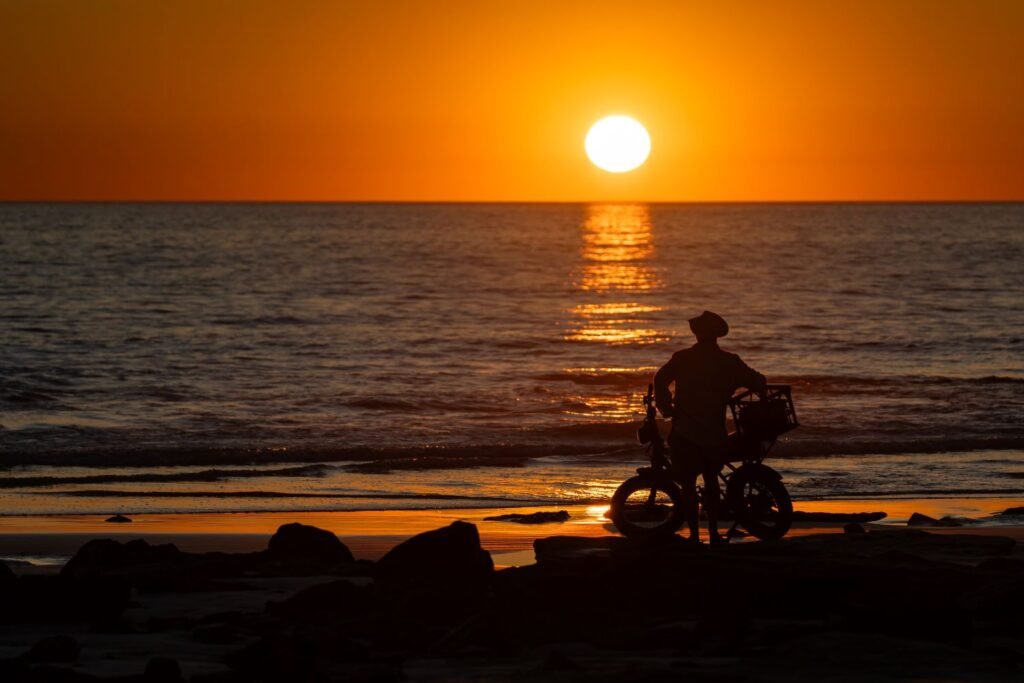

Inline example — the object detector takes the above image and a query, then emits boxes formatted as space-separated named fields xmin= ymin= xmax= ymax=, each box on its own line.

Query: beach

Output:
xmin=1 ymin=495 xmax=1022 ymax=567
xmin=2 ymin=499 xmax=1023 ymax=681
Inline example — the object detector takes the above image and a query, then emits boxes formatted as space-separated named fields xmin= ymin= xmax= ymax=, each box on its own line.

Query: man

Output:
xmin=654 ymin=311 xmax=766 ymax=544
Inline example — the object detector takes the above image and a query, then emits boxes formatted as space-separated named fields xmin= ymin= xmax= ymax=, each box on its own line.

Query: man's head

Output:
xmin=689 ymin=310 xmax=729 ymax=341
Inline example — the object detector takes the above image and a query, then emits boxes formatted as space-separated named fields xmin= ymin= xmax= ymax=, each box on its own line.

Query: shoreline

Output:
xmin=1 ymin=495 xmax=1021 ymax=567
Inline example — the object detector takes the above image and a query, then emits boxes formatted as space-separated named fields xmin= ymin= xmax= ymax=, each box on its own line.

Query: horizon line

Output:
xmin=3 ymin=199 xmax=1024 ymax=205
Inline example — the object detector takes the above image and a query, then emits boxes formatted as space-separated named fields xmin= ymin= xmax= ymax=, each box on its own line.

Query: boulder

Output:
xmin=376 ymin=524 xmax=495 ymax=598
xmin=144 ymin=656 xmax=184 ymax=683
xmin=60 ymin=538 xmax=183 ymax=577
xmin=907 ymin=512 xmax=939 ymax=526
xmin=1 ymin=575 xmax=131 ymax=623
xmin=977 ymin=557 xmax=1024 ymax=573
xmin=906 ymin=513 xmax=974 ymax=527
xmin=792 ymin=511 xmax=887 ymax=523
xmin=26 ymin=634 xmax=80 ymax=663
xmin=105 ymin=514 xmax=132 ymax=523
xmin=225 ymin=635 xmax=318 ymax=681
xmin=266 ymin=579 xmax=373 ymax=625
xmin=0 ymin=560 xmax=14 ymax=581
xmin=1000 ymin=506 xmax=1024 ymax=517
xmin=484 ymin=510 xmax=571 ymax=524
xmin=266 ymin=523 xmax=354 ymax=565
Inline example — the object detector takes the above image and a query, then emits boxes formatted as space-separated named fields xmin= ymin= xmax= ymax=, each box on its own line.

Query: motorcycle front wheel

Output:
xmin=609 ymin=475 xmax=685 ymax=542
xmin=726 ymin=466 xmax=793 ymax=540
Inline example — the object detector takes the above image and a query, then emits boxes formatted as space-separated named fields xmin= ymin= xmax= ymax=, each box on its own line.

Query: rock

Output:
xmin=375 ymin=521 xmax=493 ymax=616
xmin=0 ymin=560 xmax=14 ymax=581
xmin=144 ymin=656 xmax=184 ymax=683
xmin=266 ymin=523 xmax=354 ymax=565
xmin=60 ymin=538 xmax=183 ymax=577
xmin=377 ymin=521 xmax=493 ymax=589
xmin=105 ymin=514 xmax=132 ymax=523
xmin=484 ymin=510 xmax=571 ymax=524
xmin=843 ymin=522 xmax=867 ymax=534
xmin=793 ymin=511 xmax=887 ymax=523
xmin=538 ymin=650 xmax=581 ymax=671
xmin=6 ymin=664 xmax=100 ymax=681
xmin=266 ymin=579 xmax=373 ymax=625
xmin=225 ymin=635 xmax=318 ymax=681
xmin=1 ymin=575 xmax=131 ymax=623
xmin=1000 ymin=506 xmax=1024 ymax=516
xmin=977 ymin=557 xmax=1024 ymax=572
xmin=907 ymin=512 xmax=938 ymax=526
xmin=907 ymin=513 xmax=972 ymax=527
xmin=191 ymin=623 xmax=236 ymax=645
xmin=938 ymin=516 xmax=983 ymax=527
xmin=26 ymin=634 xmax=80 ymax=663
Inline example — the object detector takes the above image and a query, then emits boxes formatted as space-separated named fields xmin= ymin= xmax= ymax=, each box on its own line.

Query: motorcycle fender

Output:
xmin=732 ymin=463 xmax=783 ymax=482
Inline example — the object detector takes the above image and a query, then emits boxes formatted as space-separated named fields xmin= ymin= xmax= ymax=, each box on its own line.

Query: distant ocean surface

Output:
xmin=2 ymin=203 xmax=1022 ymax=515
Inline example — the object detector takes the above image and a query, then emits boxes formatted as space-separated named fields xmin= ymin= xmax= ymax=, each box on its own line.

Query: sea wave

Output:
xmin=0 ymin=464 xmax=335 ymax=489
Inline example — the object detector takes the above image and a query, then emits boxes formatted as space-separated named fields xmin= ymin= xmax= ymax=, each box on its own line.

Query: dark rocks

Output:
xmin=60 ymin=538 xmax=183 ymax=578
xmin=0 ymin=575 xmax=131 ymax=623
xmin=843 ymin=522 xmax=867 ymax=534
xmin=977 ymin=557 xmax=1024 ymax=573
xmin=538 ymin=650 xmax=581 ymax=671
xmin=0 ymin=560 xmax=14 ymax=581
xmin=376 ymin=521 xmax=493 ymax=593
xmin=266 ymin=579 xmax=373 ymax=625
xmin=484 ymin=510 xmax=571 ymax=524
xmin=225 ymin=635 xmax=318 ymax=682
xmin=376 ymin=521 xmax=493 ymax=625
xmin=999 ymin=506 xmax=1024 ymax=516
xmin=793 ymin=511 xmax=887 ymax=523
xmin=908 ymin=513 xmax=984 ymax=527
xmin=144 ymin=656 xmax=184 ymax=683
xmin=26 ymin=635 xmax=80 ymax=663
xmin=266 ymin=522 xmax=354 ymax=565
xmin=908 ymin=512 xmax=940 ymax=526
xmin=56 ymin=526 xmax=360 ymax=590
xmin=105 ymin=514 xmax=132 ymax=523
xmin=533 ymin=535 xmax=628 ymax=571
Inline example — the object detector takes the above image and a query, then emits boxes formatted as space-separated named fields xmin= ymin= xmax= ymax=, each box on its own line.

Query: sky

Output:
xmin=1 ymin=0 xmax=1022 ymax=202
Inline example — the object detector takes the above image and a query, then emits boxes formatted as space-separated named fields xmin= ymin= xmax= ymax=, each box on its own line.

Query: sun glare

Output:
xmin=585 ymin=116 xmax=651 ymax=173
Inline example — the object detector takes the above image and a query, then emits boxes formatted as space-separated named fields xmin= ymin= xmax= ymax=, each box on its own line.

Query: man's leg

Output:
xmin=670 ymin=433 xmax=701 ymax=541
xmin=681 ymin=471 xmax=700 ymax=540
xmin=703 ymin=463 xmax=723 ymax=542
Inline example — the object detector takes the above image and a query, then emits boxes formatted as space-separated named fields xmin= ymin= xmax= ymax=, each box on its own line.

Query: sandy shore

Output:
xmin=1 ymin=496 xmax=1023 ymax=682
xmin=1 ymin=496 xmax=1021 ymax=569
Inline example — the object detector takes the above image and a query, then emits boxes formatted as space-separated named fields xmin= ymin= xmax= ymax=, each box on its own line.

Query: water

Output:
xmin=2 ymin=202 xmax=1022 ymax=514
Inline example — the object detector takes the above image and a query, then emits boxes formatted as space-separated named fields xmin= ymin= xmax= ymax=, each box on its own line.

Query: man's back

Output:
xmin=655 ymin=341 xmax=765 ymax=421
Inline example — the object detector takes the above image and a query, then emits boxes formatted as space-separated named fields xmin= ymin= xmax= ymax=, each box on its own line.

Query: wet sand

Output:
xmin=1 ymin=496 xmax=1021 ymax=568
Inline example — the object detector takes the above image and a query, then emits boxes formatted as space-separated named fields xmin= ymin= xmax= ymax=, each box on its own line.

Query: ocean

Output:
xmin=2 ymin=202 xmax=1022 ymax=515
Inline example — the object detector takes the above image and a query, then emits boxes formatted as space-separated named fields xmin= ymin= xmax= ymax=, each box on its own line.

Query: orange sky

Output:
xmin=2 ymin=1 xmax=1022 ymax=201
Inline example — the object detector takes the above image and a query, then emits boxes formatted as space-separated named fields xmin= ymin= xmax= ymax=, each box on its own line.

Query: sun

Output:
xmin=585 ymin=115 xmax=651 ymax=173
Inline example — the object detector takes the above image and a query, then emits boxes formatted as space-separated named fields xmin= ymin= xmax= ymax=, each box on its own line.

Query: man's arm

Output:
xmin=734 ymin=355 xmax=767 ymax=392
xmin=653 ymin=357 xmax=677 ymax=418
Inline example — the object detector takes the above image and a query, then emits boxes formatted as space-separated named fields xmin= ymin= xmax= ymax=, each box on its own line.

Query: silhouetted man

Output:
xmin=654 ymin=311 xmax=766 ymax=544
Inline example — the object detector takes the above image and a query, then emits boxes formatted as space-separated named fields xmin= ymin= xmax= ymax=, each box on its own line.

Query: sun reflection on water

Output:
xmin=567 ymin=204 xmax=667 ymax=345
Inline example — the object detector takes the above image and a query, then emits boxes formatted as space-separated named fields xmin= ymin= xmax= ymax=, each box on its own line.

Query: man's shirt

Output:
xmin=654 ymin=341 xmax=766 ymax=447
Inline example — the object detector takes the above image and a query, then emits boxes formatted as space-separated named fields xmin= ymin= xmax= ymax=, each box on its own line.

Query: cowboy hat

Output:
xmin=689 ymin=310 xmax=729 ymax=339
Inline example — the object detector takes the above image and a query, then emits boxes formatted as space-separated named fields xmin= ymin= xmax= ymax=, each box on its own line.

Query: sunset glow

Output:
xmin=1 ymin=1 xmax=1022 ymax=201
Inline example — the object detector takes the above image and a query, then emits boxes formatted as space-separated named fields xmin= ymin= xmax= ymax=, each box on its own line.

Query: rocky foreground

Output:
xmin=1 ymin=521 xmax=1023 ymax=682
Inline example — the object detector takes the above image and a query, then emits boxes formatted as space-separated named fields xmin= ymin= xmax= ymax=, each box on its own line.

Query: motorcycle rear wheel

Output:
xmin=726 ymin=466 xmax=793 ymax=540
